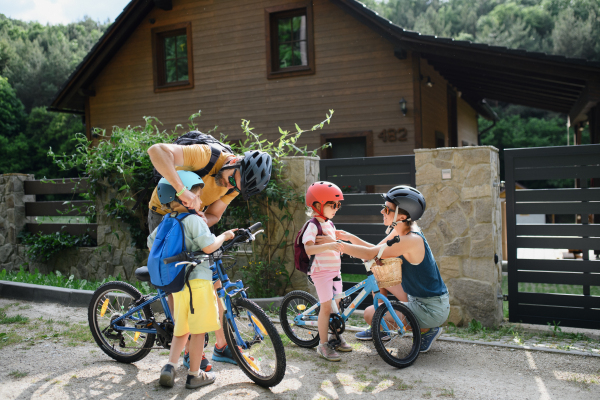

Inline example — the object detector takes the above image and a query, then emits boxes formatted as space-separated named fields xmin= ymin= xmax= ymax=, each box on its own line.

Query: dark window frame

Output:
xmin=264 ymin=2 xmax=315 ymax=79
xmin=152 ymin=22 xmax=194 ymax=93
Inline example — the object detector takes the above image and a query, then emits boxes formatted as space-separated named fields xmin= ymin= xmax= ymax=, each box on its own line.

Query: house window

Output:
xmin=152 ymin=22 xmax=194 ymax=92
xmin=265 ymin=2 xmax=315 ymax=79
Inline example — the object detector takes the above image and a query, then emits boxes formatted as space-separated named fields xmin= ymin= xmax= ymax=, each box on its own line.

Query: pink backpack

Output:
xmin=294 ymin=218 xmax=332 ymax=274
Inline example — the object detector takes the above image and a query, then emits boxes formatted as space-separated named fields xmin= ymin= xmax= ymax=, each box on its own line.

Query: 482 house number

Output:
xmin=378 ymin=128 xmax=408 ymax=142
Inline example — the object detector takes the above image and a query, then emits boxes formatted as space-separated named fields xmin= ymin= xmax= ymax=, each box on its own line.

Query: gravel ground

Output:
xmin=0 ymin=298 xmax=599 ymax=400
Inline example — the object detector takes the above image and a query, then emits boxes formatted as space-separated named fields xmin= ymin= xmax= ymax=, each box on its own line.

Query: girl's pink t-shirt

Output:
xmin=302 ymin=220 xmax=341 ymax=274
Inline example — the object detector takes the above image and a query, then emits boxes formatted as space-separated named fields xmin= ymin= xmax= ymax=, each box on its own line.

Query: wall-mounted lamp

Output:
xmin=426 ymin=76 xmax=434 ymax=88
xmin=399 ymin=98 xmax=407 ymax=116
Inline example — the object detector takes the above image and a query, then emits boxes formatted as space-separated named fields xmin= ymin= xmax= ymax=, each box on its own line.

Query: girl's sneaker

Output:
xmin=212 ymin=344 xmax=237 ymax=365
xmin=317 ymin=343 xmax=341 ymax=362
xmin=186 ymin=371 xmax=216 ymax=389
xmin=329 ymin=335 xmax=352 ymax=352
xmin=420 ymin=327 xmax=443 ymax=353
xmin=159 ymin=364 xmax=176 ymax=388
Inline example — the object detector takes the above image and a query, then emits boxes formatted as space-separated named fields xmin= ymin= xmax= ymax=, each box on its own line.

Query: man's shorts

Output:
xmin=172 ymin=279 xmax=221 ymax=336
xmin=148 ymin=209 xmax=163 ymax=233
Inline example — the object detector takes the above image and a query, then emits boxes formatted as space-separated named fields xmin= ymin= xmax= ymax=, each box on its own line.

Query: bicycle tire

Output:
xmin=88 ymin=281 xmax=155 ymax=363
xmin=371 ymin=302 xmax=421 ymax=369
xmin=223 ymin=298 xmax=286 ymax=387
xmin=279 ymin=290 xmax=320 ymax=348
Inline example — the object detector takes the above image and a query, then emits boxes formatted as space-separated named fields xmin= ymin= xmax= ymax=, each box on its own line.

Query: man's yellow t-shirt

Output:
xmin=148 ymin=144 xmax=239 ymax=215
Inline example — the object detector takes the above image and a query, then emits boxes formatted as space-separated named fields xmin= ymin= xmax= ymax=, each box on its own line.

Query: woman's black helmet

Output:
xmin=384 ymin=185 xmax=426 ymax=221
xmin=240 ymin=150 xmax=272 ymax=200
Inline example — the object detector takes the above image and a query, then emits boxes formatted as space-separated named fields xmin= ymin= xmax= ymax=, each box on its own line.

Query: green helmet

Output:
xmin=157 ymin=170 xmax=204 ymax=204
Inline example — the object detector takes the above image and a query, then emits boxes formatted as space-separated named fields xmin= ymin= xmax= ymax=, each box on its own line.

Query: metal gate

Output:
xmin=505 ymin=144 xmax=600 ymax=329
xmin=319 ymin=155 xmax=415 ymax=308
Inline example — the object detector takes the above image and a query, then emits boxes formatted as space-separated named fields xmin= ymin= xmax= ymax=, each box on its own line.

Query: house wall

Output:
xmin=89 ymin=0 xmax=416 ymax=157
xmin=457 ymin=96 xmax=478 ymax=146
xmin=419 ymin=58 xmax=449 ymax=148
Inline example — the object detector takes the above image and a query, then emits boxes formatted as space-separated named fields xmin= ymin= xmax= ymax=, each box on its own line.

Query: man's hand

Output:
xmin=315 ymin=236 xmax=335 ymax=245
xmin=195 ymin=211 xmax=209 ymax=225
xmin=335 ymin=230 xmax=352 ymax=241
xmin=178 ymin=190 xmax=202 ymax=211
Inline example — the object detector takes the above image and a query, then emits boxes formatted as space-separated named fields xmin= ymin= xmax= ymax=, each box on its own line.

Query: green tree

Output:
xmin=0 ymin=75 xmax=25 ymax=137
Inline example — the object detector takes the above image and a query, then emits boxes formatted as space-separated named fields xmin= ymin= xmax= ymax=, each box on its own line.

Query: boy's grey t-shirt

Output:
xmin=147 ymin=213 xmax=215 ymax=281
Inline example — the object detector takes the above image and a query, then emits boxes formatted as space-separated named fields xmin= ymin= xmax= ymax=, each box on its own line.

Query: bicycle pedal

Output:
xmin=135 ymin=320 xmax=154 ymax=329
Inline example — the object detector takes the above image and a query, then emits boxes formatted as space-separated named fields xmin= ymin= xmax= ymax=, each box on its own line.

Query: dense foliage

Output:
xmin=18 ymin=231 xmax=96 ymax=262
xmin=363 ymin=0 xmax=600 ymax=61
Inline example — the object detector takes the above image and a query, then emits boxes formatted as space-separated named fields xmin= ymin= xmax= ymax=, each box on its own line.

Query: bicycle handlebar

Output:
xmin=163 ymin=252 xmax=190 ymax=264
xmin=386 ymin=235 xmax=400 ymax=247
xmin=248 ymin=222 xmax=262 ymax=234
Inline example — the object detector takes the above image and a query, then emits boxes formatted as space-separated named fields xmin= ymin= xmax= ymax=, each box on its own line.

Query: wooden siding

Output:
xmin=457 ymin=96 xmax=478 ymax=146
xmin=89 ymin=0 xmax=416 ymax=157
xmin=419 ymin=58 xmax=448 ymax=149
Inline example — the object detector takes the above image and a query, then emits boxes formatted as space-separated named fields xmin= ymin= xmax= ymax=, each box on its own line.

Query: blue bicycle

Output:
xmin=279 ymin=237 xmax=421 ymax=368
xmin=88 ymin=222 xmax=286 ymax=387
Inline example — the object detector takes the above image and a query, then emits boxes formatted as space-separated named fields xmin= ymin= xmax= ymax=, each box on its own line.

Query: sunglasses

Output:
xmin=228 ymin=170 xmax=241 ymax=194
xmin=382 ymin=204 xmax=396 ymax=215
xmin=326 ymin=202 xmax=342 ymax=210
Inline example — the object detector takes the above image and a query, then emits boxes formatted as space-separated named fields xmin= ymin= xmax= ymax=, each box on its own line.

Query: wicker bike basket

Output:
xmin=371 ymin=258 xmax=403 ymax=289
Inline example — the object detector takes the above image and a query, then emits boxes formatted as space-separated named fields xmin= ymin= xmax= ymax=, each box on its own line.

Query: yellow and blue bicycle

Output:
xmin=88 ymin=222 xmax=286 ymax=387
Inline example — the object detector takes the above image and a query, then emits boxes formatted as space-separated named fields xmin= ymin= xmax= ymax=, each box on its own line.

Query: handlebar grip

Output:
xmin=248 ymin=222 xmax=262 ymax=233
xmin=386 ymin=236 xmax=400 ymax=247
xmin=163 ymin=252 xmax=189 ymax=264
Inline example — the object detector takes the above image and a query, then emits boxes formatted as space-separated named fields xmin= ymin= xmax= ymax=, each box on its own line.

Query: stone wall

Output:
xmin=0 ymin=173 xmax=148 ymax=281
xmin=415 ymin=146 xmax=503 ymax=327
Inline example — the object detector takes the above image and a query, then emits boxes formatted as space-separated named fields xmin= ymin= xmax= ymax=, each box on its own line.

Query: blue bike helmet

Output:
xmin=157 ymin=170 xmax=204 ymax=204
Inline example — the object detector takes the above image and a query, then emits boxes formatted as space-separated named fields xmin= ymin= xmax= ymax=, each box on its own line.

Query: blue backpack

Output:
xmin=148 ymin=212 xmax=198 ymax=312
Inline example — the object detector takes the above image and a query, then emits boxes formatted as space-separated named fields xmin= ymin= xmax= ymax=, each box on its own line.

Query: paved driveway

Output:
xmin=0 ymin=299 xmax=598 ymax=399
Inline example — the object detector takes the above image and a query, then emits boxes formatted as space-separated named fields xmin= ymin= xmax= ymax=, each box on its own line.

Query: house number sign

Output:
xmin=378 ymin=128 xmax=408 ymax=142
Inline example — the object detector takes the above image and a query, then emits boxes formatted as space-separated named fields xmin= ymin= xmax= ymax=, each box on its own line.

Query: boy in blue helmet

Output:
xmin=148 ymin=170 xmax=238 ymax=389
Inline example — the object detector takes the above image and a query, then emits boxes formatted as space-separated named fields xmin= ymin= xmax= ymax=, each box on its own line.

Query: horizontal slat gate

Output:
xmin=320 ymin=155 xmax=415 ymax=290
xmin=505 ymin=144 xmax=600 ymax=329
xmin=23 ymin=178 xmax=97 ymax=240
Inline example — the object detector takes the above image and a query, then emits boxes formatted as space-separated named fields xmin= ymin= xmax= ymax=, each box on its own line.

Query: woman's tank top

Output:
xmin=399 ymin=231 xmax=448 ymax=298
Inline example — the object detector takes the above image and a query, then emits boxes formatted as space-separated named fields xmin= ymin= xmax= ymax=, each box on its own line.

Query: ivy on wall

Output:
xmin=48 ymin=110 xmax=334 ymax=297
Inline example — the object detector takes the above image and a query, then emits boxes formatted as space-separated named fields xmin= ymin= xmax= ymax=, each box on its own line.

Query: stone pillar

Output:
xmin=272 ymin=156 xmax=319 ymax=295
xmin=415 ymin=147 xmax=503 ymax=327
xmin=0 ymin=174 xmax=34 ymax=270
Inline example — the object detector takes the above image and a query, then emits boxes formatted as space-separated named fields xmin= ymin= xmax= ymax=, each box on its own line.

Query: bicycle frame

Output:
xmin=108 ymin=254 xmax=263 ymax=349
xmin=292 ymin=274 xmax=408 ymax=336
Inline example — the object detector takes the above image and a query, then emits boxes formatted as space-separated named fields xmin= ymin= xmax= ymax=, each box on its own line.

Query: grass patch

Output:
xmin=8 ymin=370 xmax=28 ymax=379
xmin=279 ymin=333 xmax=294 ymax=347
xmin=438 ymin=388 xmax=455 ymax=397
xmin=61 ymin=323 xmax=94 ymax=346
xmin=0 ymin=266 xmax=153 ymax=295
xmin=0 ymin=314 xmax=29 ymax=324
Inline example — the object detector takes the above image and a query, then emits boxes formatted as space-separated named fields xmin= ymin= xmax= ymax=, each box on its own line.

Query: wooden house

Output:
xmin=50 ymin=0 xmax=600 ymax=157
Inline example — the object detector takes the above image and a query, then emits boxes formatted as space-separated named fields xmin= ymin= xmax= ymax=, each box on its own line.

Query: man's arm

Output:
xmin=147 ymin=143 xmax=201 ymax=211
xmin=204 ymin=200 xmax=228 ymax=227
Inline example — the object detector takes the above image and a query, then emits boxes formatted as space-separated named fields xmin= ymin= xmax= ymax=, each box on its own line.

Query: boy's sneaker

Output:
xmin=212 ymin=344 xmax=237 ymax=365
xmin=420 ymin=327 xmax=443 ymax=353
xmin=185 ymin=371 xmax=216 ymax=389
xmin=355 ymin=328 xmax=390 ymax=342
xmin=355 ymin=328 xmax=372 ymax=341
xmin=159 ymin=364 xmax=176 ymax=388
xmin=329 ymin=335 xmax=352 ymax=352
xmin=317 ymin=343 xmax=341 ymax=362
xmin=183 ymin=352 xmax=212 ymax=372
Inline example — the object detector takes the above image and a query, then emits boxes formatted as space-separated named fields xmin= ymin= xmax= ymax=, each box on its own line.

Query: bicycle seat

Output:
xmin=135 ymin=266 xmax=150 ymax=282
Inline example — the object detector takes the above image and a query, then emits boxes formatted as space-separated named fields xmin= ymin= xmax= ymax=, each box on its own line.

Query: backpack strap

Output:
xmin=193 ymin=145 xmax=222 ymax=178
xmin=175 ymin=212 xmax=197 ymax=313
xmin=306 ymin=218 xmax=324 ymax=273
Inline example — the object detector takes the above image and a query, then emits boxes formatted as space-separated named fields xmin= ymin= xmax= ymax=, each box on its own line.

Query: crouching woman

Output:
xmin=321 ymin=186 xmax=450 ymax=353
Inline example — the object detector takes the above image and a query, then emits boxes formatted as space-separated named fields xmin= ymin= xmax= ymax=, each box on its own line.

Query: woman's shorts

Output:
xmin=404 ymin=292 xmax=450 ymax=329
xmin=309 ymin=269 xmax=343 ymax=303
xmin=172 ymin=279 xmax=221 ymax=336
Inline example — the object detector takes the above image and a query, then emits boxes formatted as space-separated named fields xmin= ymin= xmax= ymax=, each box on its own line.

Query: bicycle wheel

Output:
xmin=88 ymin=281 xmax=155 ymax=363
xmin=279 ymin=290 xmax=320 ymax=348
xmin=223 ymin=298 xmax=286 ymax=387
xmin=371 ymin=302 xmax=421 ymax=369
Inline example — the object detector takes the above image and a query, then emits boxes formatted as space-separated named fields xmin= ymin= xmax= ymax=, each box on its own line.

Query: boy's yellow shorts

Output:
xmin=172 ymin=279 xmax=221 ymax=336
